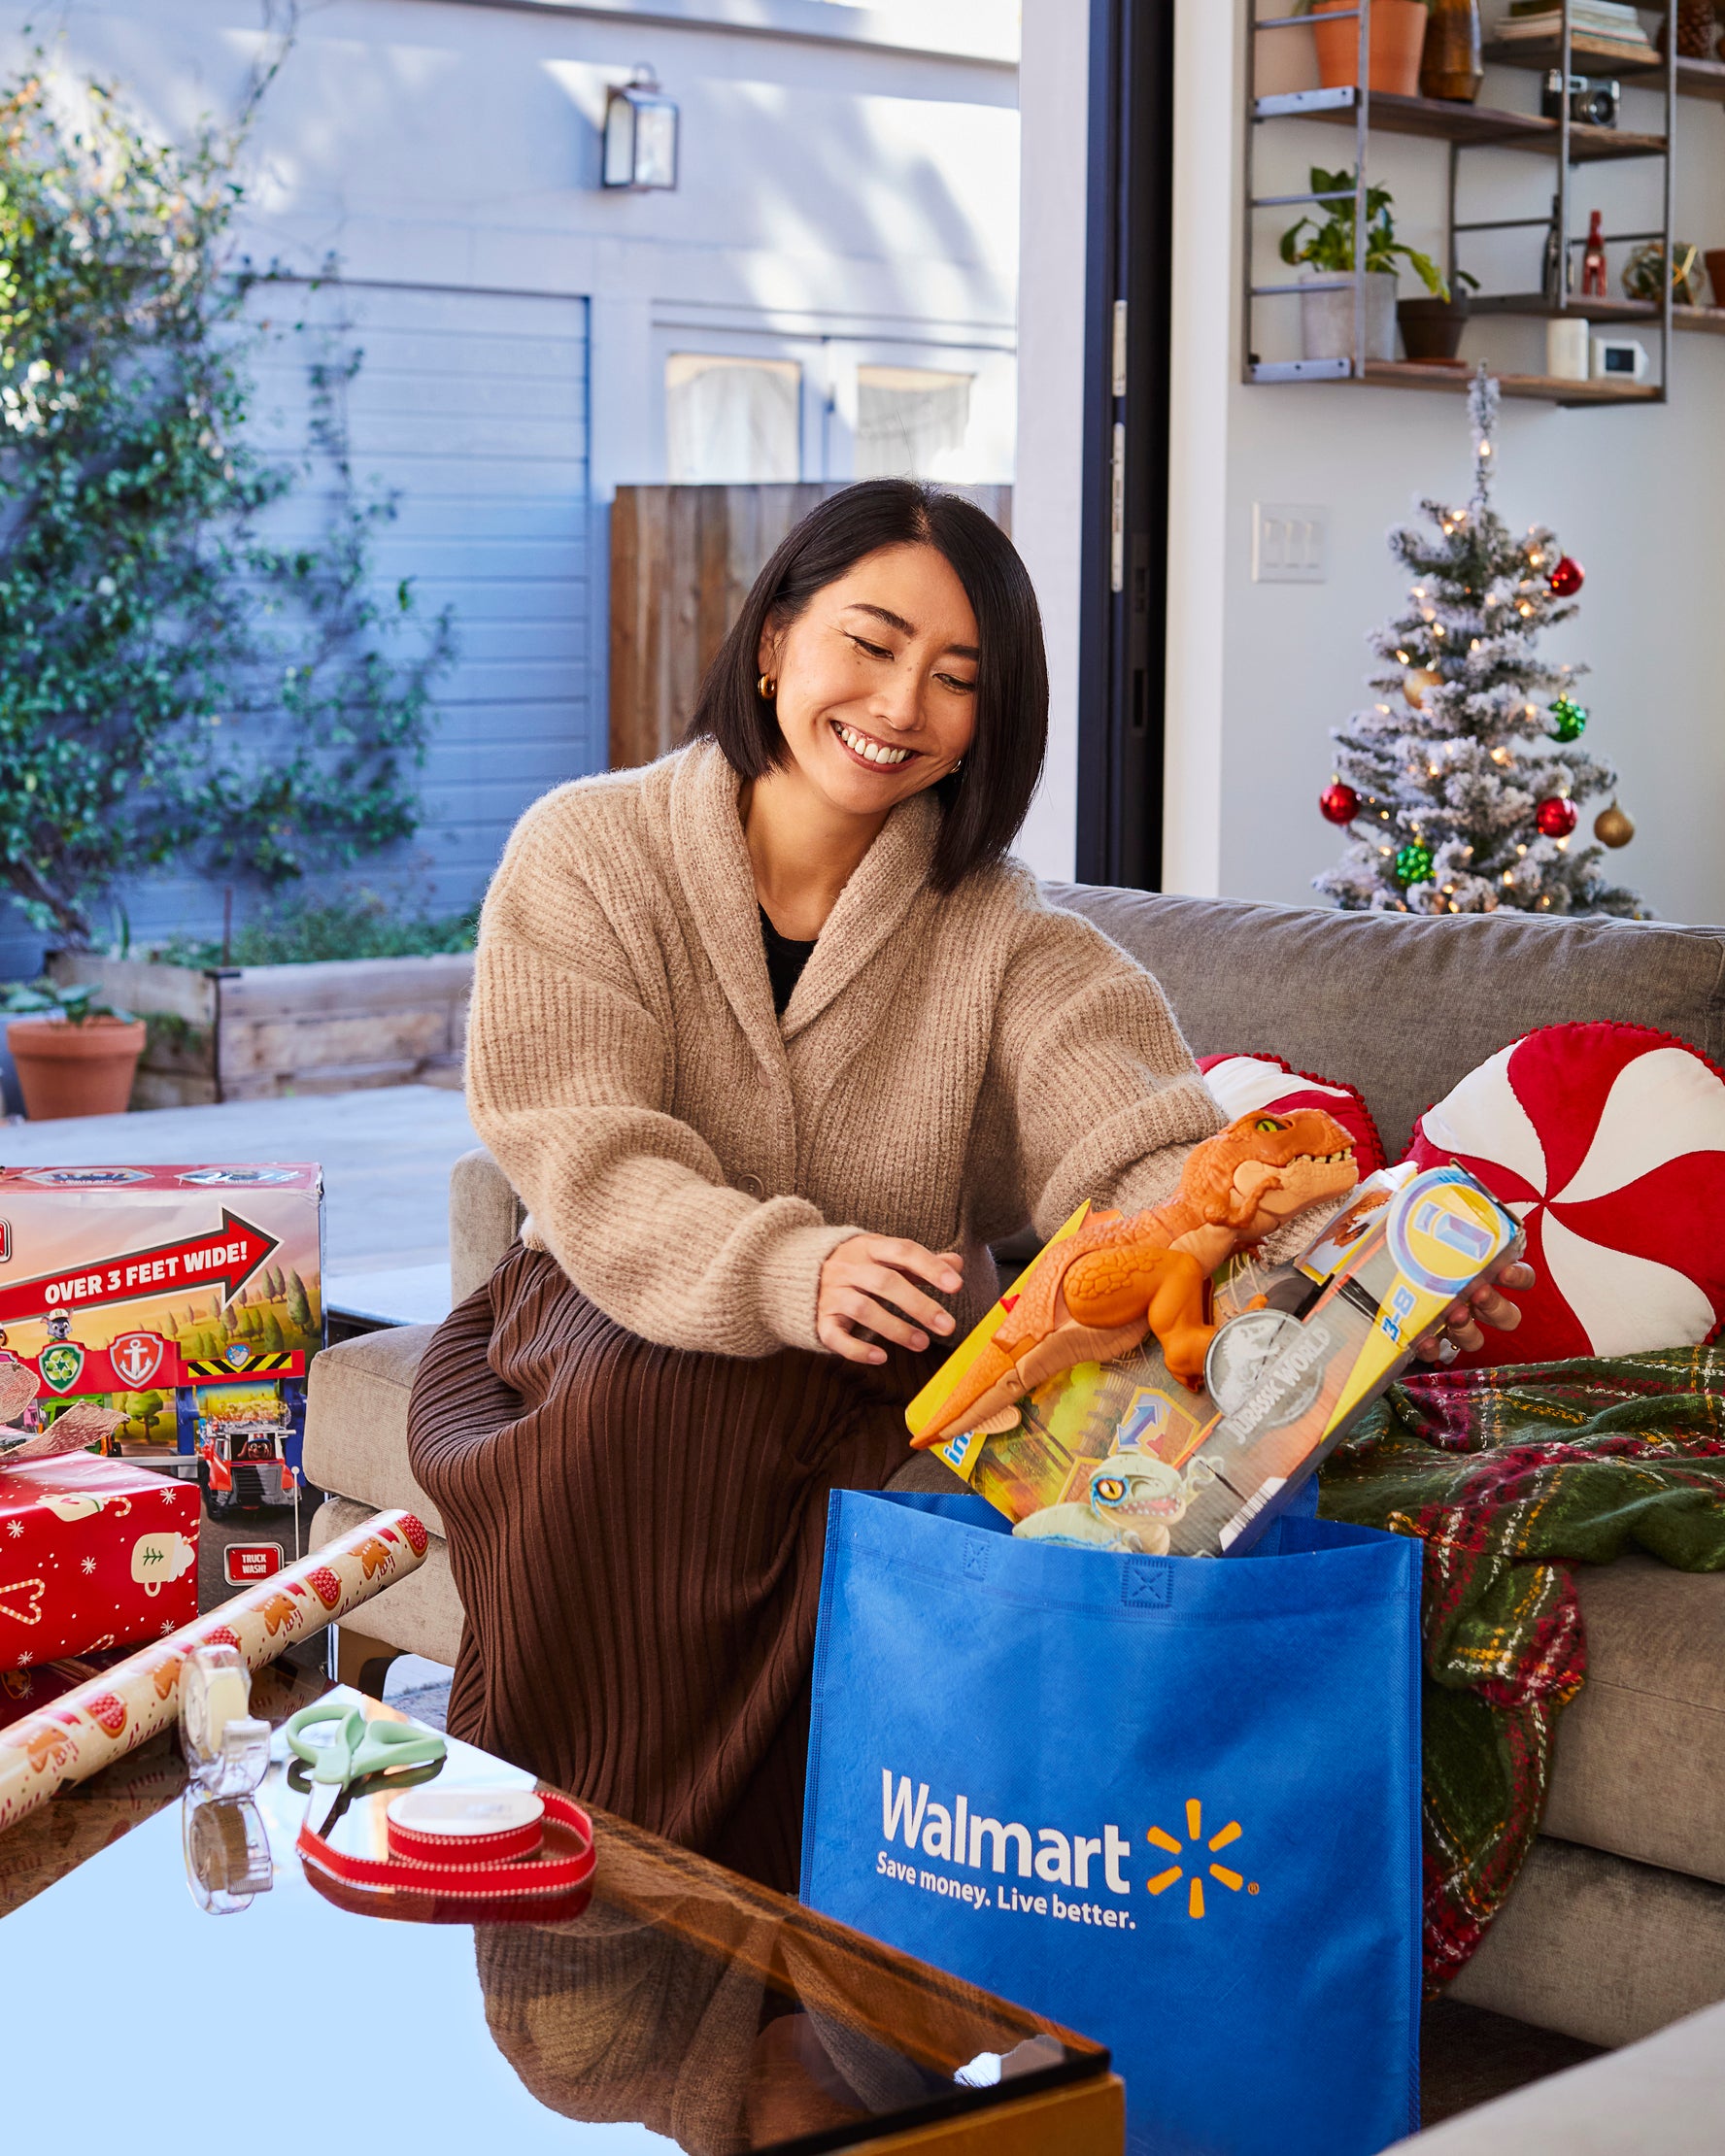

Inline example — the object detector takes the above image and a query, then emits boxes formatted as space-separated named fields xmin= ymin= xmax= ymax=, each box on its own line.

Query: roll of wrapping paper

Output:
xmin=0 ymin=1508 xmax=430 ymax=1833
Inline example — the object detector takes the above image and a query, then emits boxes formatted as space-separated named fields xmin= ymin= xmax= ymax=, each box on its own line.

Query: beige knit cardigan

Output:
xmin=466 ymin=740 xmax=1230 ymax=1358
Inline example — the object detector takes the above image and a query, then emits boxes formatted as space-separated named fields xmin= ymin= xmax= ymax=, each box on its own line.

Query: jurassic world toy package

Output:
xmin=0 ymin=1164 xmax=323 ymax=1519
xmin=906 ymin=1134 xmax=1523 ymax=1560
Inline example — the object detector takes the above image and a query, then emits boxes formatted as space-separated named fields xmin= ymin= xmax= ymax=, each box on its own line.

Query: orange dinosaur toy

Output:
xmin=908 ymin=1108 xmax=1360 ymax=1450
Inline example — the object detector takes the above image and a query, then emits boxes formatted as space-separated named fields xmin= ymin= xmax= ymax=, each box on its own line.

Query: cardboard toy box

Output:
xmin=911 ymin=1163 xmax=1523 ymax=1559
xmin=0 ymin=1452 xmax=199 ymax=1666
xmin=0 ymin=1164 xmax=323 ymax=1517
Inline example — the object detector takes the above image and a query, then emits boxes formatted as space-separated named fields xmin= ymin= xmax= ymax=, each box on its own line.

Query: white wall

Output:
xmin=1167 ymin=5 xmax=1725 ymax=926
xmin=0 ymin=0 xmax=1020 ymax=971
xmin=1009 ymin=0 xmax=1091 ymax=882
xmin=1018 ymin=0 xmax=1725 ymax=922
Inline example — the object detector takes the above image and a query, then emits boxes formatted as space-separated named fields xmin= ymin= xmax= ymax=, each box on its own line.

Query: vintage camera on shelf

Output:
xmin=1540 ymin=71 xmax=1620 ymax=128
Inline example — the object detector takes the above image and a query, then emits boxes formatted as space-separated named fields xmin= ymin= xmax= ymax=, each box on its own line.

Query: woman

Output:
xmin=407 ymin=481 xmax=1523 ymax=1893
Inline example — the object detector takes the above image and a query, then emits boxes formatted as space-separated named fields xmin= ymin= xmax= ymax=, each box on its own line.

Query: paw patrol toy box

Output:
xmin=906 ymin=1162 xmax=1522 ymax=1559
xmin=0 ymin=1165 xmax=323 ymax=1521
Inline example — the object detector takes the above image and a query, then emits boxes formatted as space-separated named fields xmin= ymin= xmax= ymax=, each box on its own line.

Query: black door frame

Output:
xmin=1075 ymin=0 xmax=1176 ymax=890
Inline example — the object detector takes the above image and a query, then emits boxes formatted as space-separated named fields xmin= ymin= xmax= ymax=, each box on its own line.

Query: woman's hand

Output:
xmin=818 ymin=1237 xmax=964 ymax=1365
xmin=1410 ymin=1262 xmax=1536 ymax=1364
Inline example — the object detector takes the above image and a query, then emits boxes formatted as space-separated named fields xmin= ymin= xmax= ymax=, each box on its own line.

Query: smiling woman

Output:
xmin=403 ymin=482 xmax=1347 ymax=1897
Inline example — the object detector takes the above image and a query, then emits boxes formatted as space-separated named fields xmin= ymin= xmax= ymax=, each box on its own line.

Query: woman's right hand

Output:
xmin=817 ymin=1237 xmax=964 ymax=1364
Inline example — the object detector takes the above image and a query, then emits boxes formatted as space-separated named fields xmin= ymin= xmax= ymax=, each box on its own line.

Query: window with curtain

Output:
xmin=664 ymin=354 xmax=801 ymax=483
xmin=854 ymin=365 xmax=973 ymax=480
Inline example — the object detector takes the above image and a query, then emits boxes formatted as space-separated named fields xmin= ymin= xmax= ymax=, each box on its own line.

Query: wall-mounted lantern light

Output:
xmin=602 ymin=67 xmax=679 ymax=191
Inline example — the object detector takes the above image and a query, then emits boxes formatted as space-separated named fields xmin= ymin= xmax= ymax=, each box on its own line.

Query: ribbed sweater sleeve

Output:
xmin=466 ymin=804 xmax=852 ymax=1358
xmin=986 ymin=887 xmax=1228 ymax=1239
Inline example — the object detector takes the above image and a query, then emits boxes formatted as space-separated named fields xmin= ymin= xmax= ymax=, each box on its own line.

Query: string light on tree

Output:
xmin=1314 ymin=367 xmax=1643 ymax=918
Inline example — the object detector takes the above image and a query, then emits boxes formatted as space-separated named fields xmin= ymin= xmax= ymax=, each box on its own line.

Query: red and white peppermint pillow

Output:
xmin=1404 ymin=1022 xmax=1725 ymax=1364
xmin=1198 ymin=1053 xmax=1387 ymax=1176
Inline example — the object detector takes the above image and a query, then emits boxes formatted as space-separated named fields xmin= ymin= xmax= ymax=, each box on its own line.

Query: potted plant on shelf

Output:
xmin=1302 ymin=0 xmax=1429 ymax=99
xmin=3 ymin=980 xmax=147 ymax=1121
xmin=1280 ymin=169 xmax=1449 ymax=363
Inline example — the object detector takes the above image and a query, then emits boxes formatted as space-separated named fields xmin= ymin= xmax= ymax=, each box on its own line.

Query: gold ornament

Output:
xmin=1594 ymin=800 xmax=1635 ymax=849
xmin=1403 ymin=668 xmax=1443 ymax=709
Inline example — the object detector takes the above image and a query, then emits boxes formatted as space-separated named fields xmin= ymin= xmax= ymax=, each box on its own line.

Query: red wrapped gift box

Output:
xmin=0 ymin=1454 xmax=198 ymax=1667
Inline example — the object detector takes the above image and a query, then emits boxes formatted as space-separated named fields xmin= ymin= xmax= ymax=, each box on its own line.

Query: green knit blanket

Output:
xmin=1317 ymin=1346 xmax=1725 ymax=1990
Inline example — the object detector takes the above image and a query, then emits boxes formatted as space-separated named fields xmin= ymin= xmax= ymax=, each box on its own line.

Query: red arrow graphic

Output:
xmin=0 ymin=1208 xmax=281 ymax=1329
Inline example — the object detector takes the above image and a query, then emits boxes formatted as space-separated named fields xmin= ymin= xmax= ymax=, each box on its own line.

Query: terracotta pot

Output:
xmin=1420 ymin=0 xmax=1483 ymax=102
xmin=7 ymin=1016 xmax=147 ymax=1119
xmin=1311 ymin=0 xmax=1428 ymax=98
xmin=1399 ymin=291 xmax=1471 ymax=361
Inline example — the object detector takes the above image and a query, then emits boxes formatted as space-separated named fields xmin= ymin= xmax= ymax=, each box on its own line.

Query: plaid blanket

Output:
xmin=1317 ymin=1346 xmax=1725 ymax=1990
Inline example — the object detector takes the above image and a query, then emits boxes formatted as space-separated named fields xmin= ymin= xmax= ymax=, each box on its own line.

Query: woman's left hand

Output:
xmin=1410 ymin=1262 xmax=1536 ymax=1364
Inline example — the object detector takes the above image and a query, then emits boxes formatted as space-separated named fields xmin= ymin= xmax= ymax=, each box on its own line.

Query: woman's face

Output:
xmin=759 ymin=542 xmax=979 ymax=817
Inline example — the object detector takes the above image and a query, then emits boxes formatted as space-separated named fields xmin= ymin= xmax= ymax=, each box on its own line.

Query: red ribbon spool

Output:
xmin=297 ymin=1787 xmax=595 ymax=1903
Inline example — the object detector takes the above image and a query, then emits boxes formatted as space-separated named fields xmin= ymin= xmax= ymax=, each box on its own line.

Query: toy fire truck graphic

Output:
xmin=193 ymin=1386 xmax=300 ymax=1518
xmin=0 ymin=1165 xmax=325 ymax=1523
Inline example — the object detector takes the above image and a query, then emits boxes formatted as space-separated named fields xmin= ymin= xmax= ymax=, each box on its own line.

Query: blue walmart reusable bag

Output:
xmin=801 ymin=1487 xmax=1422 ymax=2156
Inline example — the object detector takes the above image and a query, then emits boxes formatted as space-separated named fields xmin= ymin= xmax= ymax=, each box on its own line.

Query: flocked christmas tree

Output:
xmin=1315 ymin=370 xmax=1643 ymax=917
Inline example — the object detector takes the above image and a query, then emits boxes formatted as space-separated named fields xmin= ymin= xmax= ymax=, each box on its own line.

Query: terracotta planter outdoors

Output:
xmin=1311 ymin=0 xmax=1428 ymax=98
xmin=6 ymin=1016 xmax=148 ymax=1120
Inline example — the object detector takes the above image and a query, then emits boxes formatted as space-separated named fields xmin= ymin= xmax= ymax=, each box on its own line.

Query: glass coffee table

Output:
xmin=0 ymin=1669 xmax=1122 ymax=2154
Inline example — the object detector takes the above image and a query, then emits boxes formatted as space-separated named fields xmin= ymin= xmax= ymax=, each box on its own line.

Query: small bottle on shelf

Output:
xmin=1541 ymin=195 xmax=1570 ymax=305
xmin=1581 ymin=210 xmax=1607 ymax=299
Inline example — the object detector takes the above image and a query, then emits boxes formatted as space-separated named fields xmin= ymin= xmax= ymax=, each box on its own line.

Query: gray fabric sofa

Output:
xmin=304 ymin=887 xmax=1725 ymax=2062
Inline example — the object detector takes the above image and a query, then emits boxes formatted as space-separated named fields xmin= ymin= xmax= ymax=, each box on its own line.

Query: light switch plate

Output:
xmin=1253 ymin=501 xmax=1327 ymax=583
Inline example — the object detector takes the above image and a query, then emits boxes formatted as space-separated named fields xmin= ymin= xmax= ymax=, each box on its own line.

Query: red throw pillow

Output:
xmin=1197 ymin=1053 xmax=1387 ymax=1176
xmin=1404 ymin=1022 xmax=1725 ymax=1364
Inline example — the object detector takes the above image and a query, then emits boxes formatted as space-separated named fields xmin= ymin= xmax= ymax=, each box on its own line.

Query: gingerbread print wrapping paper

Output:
xmin=0 ymin=1507 xmax=429 ymax=1833
xmin=0 ymin=1454 xmax=199 ymax=1666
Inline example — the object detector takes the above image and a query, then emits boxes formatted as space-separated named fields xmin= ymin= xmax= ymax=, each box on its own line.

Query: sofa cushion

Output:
xmin=311 ymin=1495 xmax=463 ymax=1668
xmin=1049 ymin=887 xmax=1725 ymax=1161
xmin=451 ymin=1146 xmax=524 ymax=1305
xmin=303 ymin=1324 xmax=442 ymax=1534
xmin=1541 ymin=1555 xmax=1725 ymax=1888
xmin=1447 ymin=1836 xmax=1725 ymax=2051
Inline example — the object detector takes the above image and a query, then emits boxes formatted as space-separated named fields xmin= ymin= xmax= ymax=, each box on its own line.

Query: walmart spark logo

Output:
xmin=1145 ymin=1800 xmax=1258 ymax=1919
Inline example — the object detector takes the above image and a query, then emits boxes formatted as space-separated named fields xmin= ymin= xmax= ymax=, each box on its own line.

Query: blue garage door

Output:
xmin=0 ymin=279 xmax=593 ymax=977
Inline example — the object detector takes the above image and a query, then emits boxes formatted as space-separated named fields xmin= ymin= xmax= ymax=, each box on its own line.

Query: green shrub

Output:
xmin=154 ymin=889 xmax=478 ymax=967
xmin=0 ymin=49 xmax=455 ymax=949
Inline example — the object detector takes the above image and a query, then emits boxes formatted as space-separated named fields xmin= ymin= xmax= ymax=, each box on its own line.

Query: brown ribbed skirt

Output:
xmin=405 ymin=1246 xmax=923 ymax=1895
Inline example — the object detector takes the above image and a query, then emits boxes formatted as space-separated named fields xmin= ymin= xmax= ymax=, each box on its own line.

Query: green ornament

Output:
xmin=1549 ymin=693 xmax=1588 ymax=743
xmin=1394 ymin=841 xmax=1435 ymax=888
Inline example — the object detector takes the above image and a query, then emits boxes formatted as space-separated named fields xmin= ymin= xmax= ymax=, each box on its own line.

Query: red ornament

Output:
xmin=1536 ymin=796 xmax=1578 ymax=838
xmin=1319 ymin=782 xmax=1360 ymax=825
xmin=1547 ymin=556 xmax=1584 ymax=597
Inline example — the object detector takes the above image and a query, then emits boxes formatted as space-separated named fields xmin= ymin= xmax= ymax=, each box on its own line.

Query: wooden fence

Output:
xmin=608 ymin=482 xmax=1013 ymax=770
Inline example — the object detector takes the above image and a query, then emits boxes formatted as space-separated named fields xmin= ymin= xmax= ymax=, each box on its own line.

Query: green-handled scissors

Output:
xmin=286 ymin=1701 xmax=447 ymax=1838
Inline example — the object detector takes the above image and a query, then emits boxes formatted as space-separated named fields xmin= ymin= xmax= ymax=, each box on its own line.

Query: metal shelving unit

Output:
xmin=1244 ymin=1 xmax=1687 ymax=406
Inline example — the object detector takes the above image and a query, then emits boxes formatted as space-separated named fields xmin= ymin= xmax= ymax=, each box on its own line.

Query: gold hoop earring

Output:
xmin=758 ymin=674 xmax=777 ymax=700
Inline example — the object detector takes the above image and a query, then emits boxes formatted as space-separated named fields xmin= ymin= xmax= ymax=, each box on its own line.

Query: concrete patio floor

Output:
xmin=0 ymin=1085 xmax=479 ymax=1323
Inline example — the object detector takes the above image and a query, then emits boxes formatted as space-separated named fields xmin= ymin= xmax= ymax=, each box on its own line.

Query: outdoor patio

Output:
xmin=0 ymin=1084 xmax=477 ymax=1331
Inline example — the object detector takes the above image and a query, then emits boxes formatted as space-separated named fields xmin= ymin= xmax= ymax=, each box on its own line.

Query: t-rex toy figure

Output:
xmin=907 ymin=1107 xmax=1360 ymax=1451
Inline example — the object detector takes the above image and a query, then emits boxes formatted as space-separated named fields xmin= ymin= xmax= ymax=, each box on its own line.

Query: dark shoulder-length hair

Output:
xmin=686 ymin=480 xmax=1047 ymax=893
